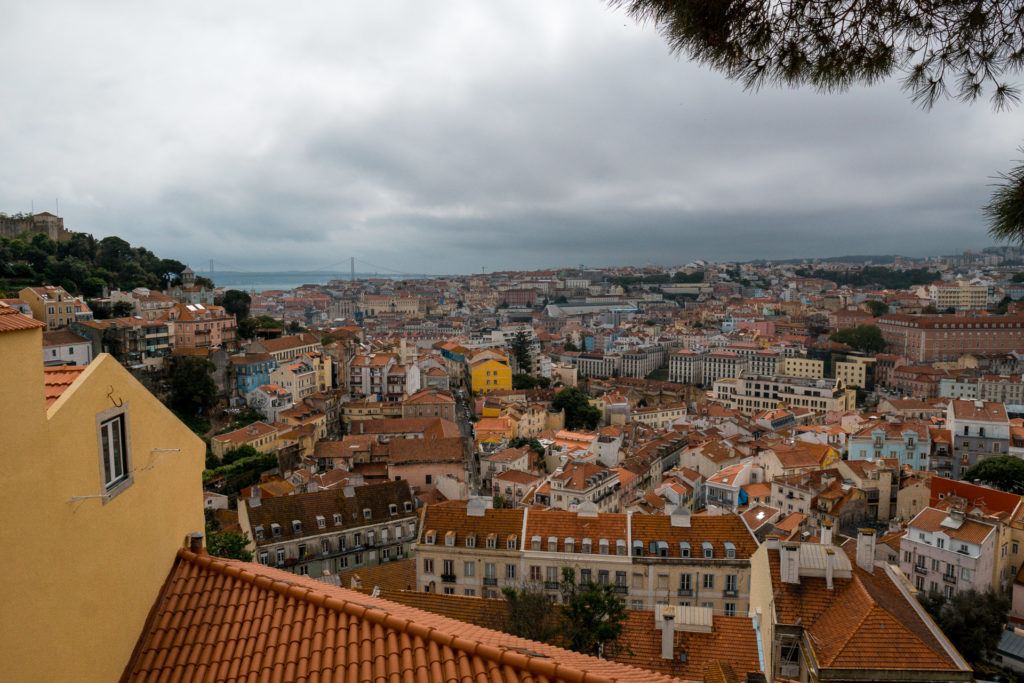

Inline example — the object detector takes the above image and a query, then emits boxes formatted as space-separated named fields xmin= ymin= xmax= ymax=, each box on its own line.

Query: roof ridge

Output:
xmin=175 ymin=549 xmax=625 ymax=683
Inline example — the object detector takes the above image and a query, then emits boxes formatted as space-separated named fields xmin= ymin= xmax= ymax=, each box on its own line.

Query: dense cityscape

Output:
xmin=6 ymin=1 xmax=1024 ymax=681
xmin=3 ymin=211 xmax=1024 ymax=681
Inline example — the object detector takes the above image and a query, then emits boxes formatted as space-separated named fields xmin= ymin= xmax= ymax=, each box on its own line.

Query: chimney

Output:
xmin=856 ymin=528 xmax=876 ymax=573
xmin=825 ymin=548 xmax=835 ymax=590
xmin=249 ymin=485 xmax=262 ymax=508
xmin=670 ymin=505 xmax=692 ymax=527
xmin=186 ymin=531 xmax=204 ymax=553
xmin=780 ymin=542 xmax=801 ymax=584
xmin=820 ymin=520 xmax=833 ymax=546
xmin=660 ymin=606 xmax=676 ymax=660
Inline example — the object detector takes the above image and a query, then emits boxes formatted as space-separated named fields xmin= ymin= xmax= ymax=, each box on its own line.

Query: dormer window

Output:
xmin=547 ymin=536 xmax=558 ymax=552
xmin=425 ymin=530 xmax=436 ymax=545
xmin=389 ymin=503 xmax=398 ymax=516
xmin=506 ymin=535 xmax=517 ymax=550
xmin=292 ymin=520 xmax=302 ymax=534
xmin=582 ymin=538 xmax=592 ymax=554
xmin=466 ymin=534 xmax=477 ymax=548
xmin=599 ymin=539 xmax=609 ymax=555
xmin=254 ymin=525 xmax=265 ymax=541
xmin=486 ymin=534 xmax=497 ymax=549
xmin=531 ymin=535 xmax=541 ymax=551
xmin=656 ymin=540 xmax=669 ymax=558
xmin=724 ymin=542 xmax=736 ymax=559
xmin=363 ymin=508 xmax=372 ymax=521
xmin=333 ymin=513 xmax=343 ymax=525
xmin=632 ymin=540 xmax=644 ymax=557
xmin=404 ymin=501 xmax=413 ymax=513
xmin=702 ymin=542 xmax=713 ymax=559
xmin=445 ymin=530 xmax=456 ymax=547
xmin=271 ymin=523 xmax=281 ymax=538
xmin=680 ymin=541 xmax=691 ymax=558
xmin=316 ymin=515 xmax=326 ymax=529
xmin=616 ymin=539 xmax=627 ymax=556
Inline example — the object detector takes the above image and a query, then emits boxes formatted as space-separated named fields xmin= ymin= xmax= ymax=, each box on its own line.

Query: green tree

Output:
xmin=563 ymin=334 xmax=579 ymax=352
xmin=221 ymin=289 xmax=251 ymax=322
xmin=221 ymin=444 xmax=260 ymax=466
xmin=204 ymin=510 xmax=253 ymax=562
xmin=501 ymin=584 xmax=560 ymax=643
xmin=830 ymin=324 xmax=886 ymax=353
xmin=864 ymin=300 xmax=889 ymax=317
xmin=111 ymin=301 xmax=135 ymax=318
xmin=962 ymin=456 xmax=1024 ymax=494
xmin=509 ymin=330 xmax=533 ymax=373
xmin=509 ymin=437 xmax=545 ymax=457
xmin=922 ymin=304 xmax=940 ymax=314
xmin=1013 ymin=272 xmax=1024 ymax=283
xmin=558 ymin=567 xmax=627 ymax=655
xmin=552 ymin=387 xmax=602 ymax=430
xmin=615 ymin=0 xmax=1024 ymax=243
xmin=918 ymin=588 xmax=1010 ymax=664
xmin=169 ymin=356 xmax=218 ymax=416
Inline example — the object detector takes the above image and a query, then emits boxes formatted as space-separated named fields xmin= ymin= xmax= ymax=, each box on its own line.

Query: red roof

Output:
xmin=43 ymin=365 xmax=86 ymax=406
xmin=125 ymin=549 xmax=678 ymax=683
xmin=0 ymin=303 xmax=44 ymax=333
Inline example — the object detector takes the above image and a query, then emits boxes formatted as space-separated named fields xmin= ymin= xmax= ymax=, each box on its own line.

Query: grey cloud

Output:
xmin=0 ymin=1 xmax=1020 ymax=273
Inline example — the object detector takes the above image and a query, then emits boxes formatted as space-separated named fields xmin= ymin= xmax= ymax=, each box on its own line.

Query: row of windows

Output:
xmin=424 ymin=532 xmax=737 ymax=558
xmin=256 ymin=519 xmax=415 ymax=545
xmin=255 ymin=502 xmax=414 ymax=539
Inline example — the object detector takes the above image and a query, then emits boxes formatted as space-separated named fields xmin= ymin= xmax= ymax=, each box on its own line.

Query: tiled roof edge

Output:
xmin=174 ymin=548 xmax=625 ymax=683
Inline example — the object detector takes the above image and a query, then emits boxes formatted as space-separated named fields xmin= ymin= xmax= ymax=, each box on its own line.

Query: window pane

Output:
xmin=101 ymin=422 xmax=113 ymax=484
xmin=111 ymin=418 xmax=124 ymax=479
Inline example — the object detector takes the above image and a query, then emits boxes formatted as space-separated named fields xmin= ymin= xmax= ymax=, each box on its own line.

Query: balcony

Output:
xmin=441 ymin=573 xmax=456 ymax=583
xmin=942 ymin=574 xmax=957 ymax=584
xmin=677 ymin=588 xmax=694 ymax=597
xmin=612 ymin=585 xmax=629 ymax=594
xmin=723 ymin=589 xmax=739 ymax=598
xmin=914 ymin=565 xmax=928 ymax=575
xmin=544 ymin=581 xmax=560 ymax=590
xmin=483 ymin=577 xmax=498 ymax=586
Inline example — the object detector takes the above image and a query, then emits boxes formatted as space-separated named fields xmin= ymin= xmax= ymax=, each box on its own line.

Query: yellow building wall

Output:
xmin=782 ymin=357 xmax=824 ymax=379
xmin=0 ymin=333 xmax=206 ymax=682
xmin=470 ymin=359 xmax=511 ymax=395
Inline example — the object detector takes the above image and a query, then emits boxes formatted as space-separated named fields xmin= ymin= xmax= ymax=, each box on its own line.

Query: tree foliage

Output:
xmin=864 ymin=299 xmax=889 ymax=316
xmin=169 ymin=356 xmax=218 ymax=416
xmin=111 ymin=301 xmax=135 ymax=318
xmin=203 ymin=450 xmax=280 ymax=495
xmin=204 ymin=509 xmax=253 ymax=562
xmin=558 ymin=567 xmax=627 ymax=655
xmin=552 ymin=387 xmax=602 ymax=430
xmin=512 ymin=373 xmax=551 ymax=390
xmin=220 ymin=289 xmax=251 ymax=322
xmin=962 ymin=455 xmax=1024 ymax=493
xmin=830 ymin=324 xmax=886 ymax=353
xmin=501 ymin=584 xmax=560 ymax=643
xmin=918 ymin=588 xmax=1010 ymax=664
xmin=509 ymin=437 xmax=546 ymax=456
xmin=509 ymin=330 xmax=534 ymax=373
xmin=0 ymin=231 xmax=187 ymax=296
xmin=795 ymin=266 xmax=940 ymax=289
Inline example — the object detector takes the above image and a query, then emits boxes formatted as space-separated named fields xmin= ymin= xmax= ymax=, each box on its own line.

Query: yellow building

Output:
xmin=834 ymin=356 xmax=875 ymax=389
xmin=469 ymin=355 xmax=512 ymax=395
xmin=19 ymin=284 xmax=78 ymax=329
xmin=0 ymin=304 xmax=206 ymax=682
xmin=782 ymin=356 xmax=824 ymax=379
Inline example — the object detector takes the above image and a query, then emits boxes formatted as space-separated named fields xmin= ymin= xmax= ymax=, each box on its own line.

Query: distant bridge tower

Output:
xmin=351 ymin=256 xmax=355 ymax=282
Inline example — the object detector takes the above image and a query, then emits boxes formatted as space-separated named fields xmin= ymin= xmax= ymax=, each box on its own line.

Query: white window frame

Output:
xmin=97 ymin=406 xmax=132 ymax=501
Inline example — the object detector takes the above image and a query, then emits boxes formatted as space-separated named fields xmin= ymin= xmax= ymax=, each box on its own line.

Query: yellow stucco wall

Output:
xmin=0 ymin=326 xmax=205 ymax=682
xmin=470 ymin=359 xmax=511 ymax=395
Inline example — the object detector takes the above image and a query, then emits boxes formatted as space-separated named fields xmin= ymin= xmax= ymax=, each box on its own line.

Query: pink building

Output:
xmin=164 ymin=303 xmax=237 ymax=349
xmin=900 ymin=506 xmax=997 ymax=598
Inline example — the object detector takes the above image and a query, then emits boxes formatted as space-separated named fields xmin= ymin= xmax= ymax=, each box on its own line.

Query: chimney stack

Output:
xmin=186 ymin=531 xmax=204 ymax=554
xmin=856 ymin=528 xmax=876 ymax=573
xmin=249 ymin=485 xmax=262 ymax=508
xmin=780 ymin=542 xmax=801 ymax=584
xmin=820 ymin=520 xmax=833 ymax=546
xmin=825 ymin=548 xmax=835 ymax=590
xmin=670 ymin=505 xmax=692 ymax=527
xmin=660 ymin=606 xmax=676 ymax=660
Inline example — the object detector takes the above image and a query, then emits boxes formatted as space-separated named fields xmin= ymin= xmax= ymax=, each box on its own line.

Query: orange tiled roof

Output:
xmin=42 ymin=365 xmax=86 ymax=406
xmin=609 ymin=613 xmax=760 ymax=681
xmin=0 ymin=303 xmax=44 ymax=333
xmin=125 ymin=549 xmax=681 ymax=682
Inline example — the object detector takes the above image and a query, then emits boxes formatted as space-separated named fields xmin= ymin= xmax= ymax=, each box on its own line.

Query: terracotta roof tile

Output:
xmin=0 ymin=303 xmax=44 ymax=333
xmin=42 ymin=365 xmax=86 ymax=406
xmin=124 ymin=549 xmax=682 ymax=682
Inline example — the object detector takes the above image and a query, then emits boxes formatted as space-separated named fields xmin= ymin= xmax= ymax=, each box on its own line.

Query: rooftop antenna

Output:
xmin=351 ymin=256 xmax=355 ymax=282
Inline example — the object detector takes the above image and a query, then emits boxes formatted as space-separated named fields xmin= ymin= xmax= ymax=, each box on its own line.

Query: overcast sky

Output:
xmin=2 ymin=2 xmax=1022 ymax=274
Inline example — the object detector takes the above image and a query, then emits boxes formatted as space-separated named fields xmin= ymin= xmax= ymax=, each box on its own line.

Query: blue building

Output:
xmin=230 ymin=352 xmax=278 ymax=397
xmin=847 ymin=420 xmax=931 ymax=470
